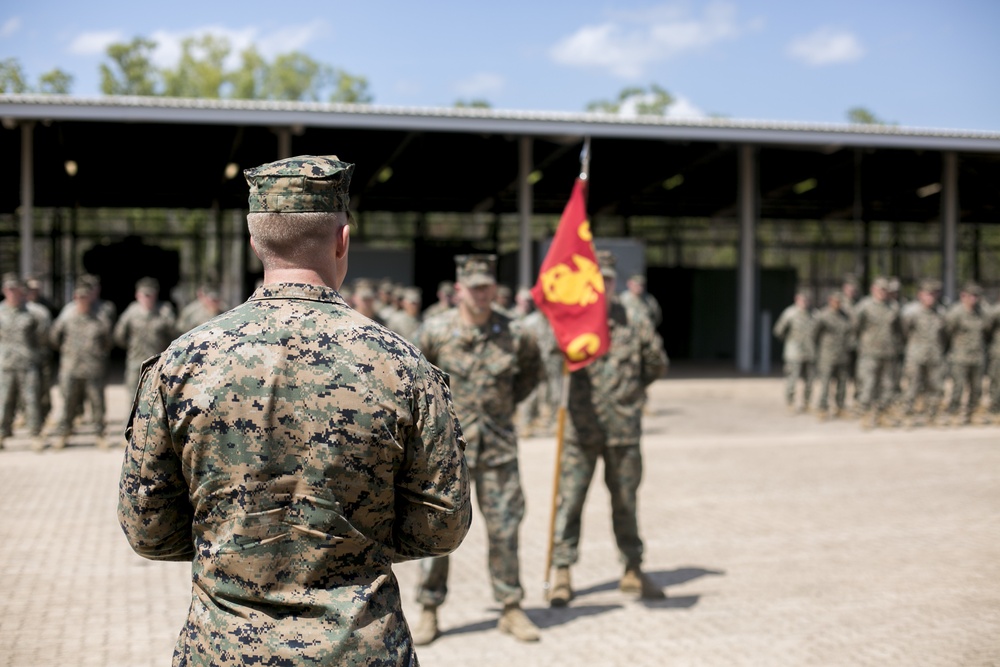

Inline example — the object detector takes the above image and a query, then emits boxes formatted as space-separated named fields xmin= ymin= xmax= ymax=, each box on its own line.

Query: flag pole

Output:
xmin=543 ymin=136 xmax=591 ymax=598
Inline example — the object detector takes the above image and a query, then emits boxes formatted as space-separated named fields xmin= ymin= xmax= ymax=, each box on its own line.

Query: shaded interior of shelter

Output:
xmin=2 ymin=119 xmax=999 ymax=365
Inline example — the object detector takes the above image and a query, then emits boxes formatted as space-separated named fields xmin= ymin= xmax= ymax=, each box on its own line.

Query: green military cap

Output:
xmin=73 ymin=284 xmax=91 ymax=298
xmin=596 ymin=250 xmax=617 ymax=279
xmin=136 ymin=277 xmax=160 ymax=294
xmin=455 ymin=254 xmax=497 ymax=287
xmin=827 ymin=290 xmax=844 ymax=302
xmin=244 ymin=155 xmax=354 ymax=213
xmin=872 ymin=276 xmax=890 ymax=290
xmin=628 ymin=273 xmax=646 ymax=286
xmin=437 ymin=280 xmax=455 ymax=296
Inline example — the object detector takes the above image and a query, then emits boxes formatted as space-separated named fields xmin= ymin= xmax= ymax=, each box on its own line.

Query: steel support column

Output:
xmin=19 ymin=121 xmax=35 ymax=277
xmin=941 ymin=151 xmax=958 ymax=302
xmin=737 ymin=144 xmax=758 ymax=373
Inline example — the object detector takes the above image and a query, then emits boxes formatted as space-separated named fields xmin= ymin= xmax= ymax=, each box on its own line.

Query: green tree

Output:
xmin=101 ymin=37 xmax=159 ymax=95
xmin=264 ymin=52 xmax=333 ymax=101
xmin=454 ymin=99 xmax=492 ymax=109
xmin=0 ymin=57 xmax=28 ymax=93
xmin=38 ymin=68 xmax=73 ymax=94
xmin=228 ymin=45 xmax=268 ymax=100
xmin=587 ymin=84 xmax=674 ymax=115
xmin=847 ymin=106 xmax=895 ymax=125
xmin=330 ymin=71 xmax=371 ymax=104
xmin=162 ymin=34 xmax=230 ymax=98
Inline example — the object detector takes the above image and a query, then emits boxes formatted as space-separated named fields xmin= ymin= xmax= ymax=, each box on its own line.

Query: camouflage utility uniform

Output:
xmin=119 ymin=282 xmax=472 ymax=666
xmin=812 ymin=302 xmax=852 ymax=415
xmin=988 ymin=304 xmax=1000 ymax=417
xmin=854 ymin=296 xmax=901 ymax=415
xmin=0 ymin=296 xmax=49 ymax=442
xmin=772 ymin=302 xmax=816 ymax=409
xmin=944 ymin=302 xmax=988 ymax=419
xmin=551 ymin=298 xmax=668 ymax=573
xmin=900 ymin=302 xmax=946 ymax=418
xmin=114 ymin=298 xmax=176 ymax=396
xmin=49 ymin=298 xmax=113 ymax=443
xmin=414 ymin=307 xmax=541 ymax=609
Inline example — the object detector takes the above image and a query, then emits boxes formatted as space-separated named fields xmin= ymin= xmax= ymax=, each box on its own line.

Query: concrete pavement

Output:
xmin=1 ymin=376 xmax=998 ymax=666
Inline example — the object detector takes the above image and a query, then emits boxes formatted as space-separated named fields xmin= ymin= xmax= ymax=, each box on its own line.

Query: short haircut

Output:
xmin=247 ymin=211 xmax=345 ymax=267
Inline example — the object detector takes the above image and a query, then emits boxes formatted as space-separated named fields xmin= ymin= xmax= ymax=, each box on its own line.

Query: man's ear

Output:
xmin=335 ymin=223 xmax=350 ymax=260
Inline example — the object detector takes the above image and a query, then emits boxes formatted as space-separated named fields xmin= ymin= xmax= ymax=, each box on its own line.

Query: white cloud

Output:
xmin=148 ymin=26 xmax=259 ymax=69
xmin=68 ymin=30 xmax=125 ymax=56
xmin=550 ymin=2 xmax=752 ymax=78
xmin=787 ymin=28 xmax=864 ymax=66
xmin=665 ymin=95 xmax=707 ymax=119
xmin=453 ymin=72 xmax=505 ymax=97
xmin=1 ymin=17 xmax=22 ymax=38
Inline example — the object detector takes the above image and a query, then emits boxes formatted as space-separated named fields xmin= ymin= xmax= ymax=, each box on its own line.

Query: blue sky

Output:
xmin=2 ymin=0 xmax=999 ymax=130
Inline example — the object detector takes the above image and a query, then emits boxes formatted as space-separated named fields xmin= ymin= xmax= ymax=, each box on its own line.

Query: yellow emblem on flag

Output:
xmin=538 ymin=254 xmax=605 ymax=307
xmin=566 ymin=332 xmax=602 ymax=361
xmin=578 ymin=220 xmax=593 ymax=242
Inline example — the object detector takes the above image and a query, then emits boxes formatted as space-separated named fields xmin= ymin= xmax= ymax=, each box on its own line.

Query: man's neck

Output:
xmin=458 ymin=303 xmax=492 ymax=327
xmin=262 ymin=268 xmax=339 ymax=290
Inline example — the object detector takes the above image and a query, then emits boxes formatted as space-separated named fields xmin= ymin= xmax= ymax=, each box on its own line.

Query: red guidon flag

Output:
xmin=531 ymin=177 xmax=610 ymax=371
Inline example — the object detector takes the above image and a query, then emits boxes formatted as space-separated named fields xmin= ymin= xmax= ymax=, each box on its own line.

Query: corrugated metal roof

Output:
xmin=3 ymin=94 xmax=999 ymax=152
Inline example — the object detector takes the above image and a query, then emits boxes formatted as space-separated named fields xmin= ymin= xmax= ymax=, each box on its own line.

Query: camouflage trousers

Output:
xmin=551 ymin=439 xmax=644 ymax=570
xmin=814 ymin=361 xmax=849 ymax=411
xmin=416 ymin=460 xmax=525 ymax=607
xmin=0 ymin=367 xmax=43 ymax=437
xmin=988 ymin=357 xmax=1000 ymax=413
xmin=54 ymin=375 xmax=107 ymax=436
xmin=782 ymin=361 xmax=814 ymax=408
xmin=901 ymin=360 xmax=945 ymax=416
xmin=948 ymin=362 xmax=984 ymax=416
xmin=856 ymin=356 xmax=896 ymax=413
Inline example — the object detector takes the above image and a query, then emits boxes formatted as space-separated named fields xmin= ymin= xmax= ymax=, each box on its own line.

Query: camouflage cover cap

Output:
xmin=455 ymin=254 xmax=497 ymax=287
xmin=596 ymin=250 xmax=617 ymax=279
xmin=919 ymin=278 xmax=942 ymax=293
xmin=136 ymin=277 xmax=159 ymax=294
xmin=961 ymin=281 xmax=983 ymax=296
xmin=401 ymin=287 xmax=422 ymax=304
xmin=2 ymin=272 xmax=21 ymax=289
xmin=244 ymin=155 xmax=354 ymax=213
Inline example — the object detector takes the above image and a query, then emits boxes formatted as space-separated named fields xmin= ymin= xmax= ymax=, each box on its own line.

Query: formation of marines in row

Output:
xmin=0 ymin=273 xmax=225 ymax=451
xmin=774 ymin=274 xmax=1000 ymax=428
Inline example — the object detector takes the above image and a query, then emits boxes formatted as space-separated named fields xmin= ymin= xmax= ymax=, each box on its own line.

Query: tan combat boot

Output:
xmin=498 ymin=603 xmax=540 ymax=642
xmin=95 ymin=435 xmax=108 ymax=450
xmin=52 ymin=435 xmax=67 ymax=450
xmin=620 ymin=567 xmax=666 ymax=600
xmin=548 ymin=567 xmax=573 ymax=607
xmin=411 ymin=606 xmax=439 ymax=646
xmin=31 ymin=436 xmax=47 ymax=452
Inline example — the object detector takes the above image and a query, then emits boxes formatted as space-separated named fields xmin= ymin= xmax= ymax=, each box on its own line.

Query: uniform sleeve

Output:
xmin=391 ymin=359 xmax=472 ymax=562
xmin=112 ymin=308 xmax=130 ymax=349
xmin=117 ymin=355 xmax=195 ymax=561
xmin=773 ymin=308 xmax=790 ymax=338
xmin=638 ymin=313 xmax=669 ymax=387
xmin=512 ymin=324 xmax=543 ymax=406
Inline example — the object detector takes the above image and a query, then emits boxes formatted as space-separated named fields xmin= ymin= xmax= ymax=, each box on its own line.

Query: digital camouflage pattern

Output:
xmin=853 ymin=296 xmax=901 ymax=412
xmin=413 ymin=306 xmax=541 ymax=607
xmin=773 ymin=303 xmax=816 ymax=408
xmin=244 ymin=155 xmax=354 ymax=213
xmin=900 ymin=301 xmax=946 ymax=415
xmin=552 ymin=298 xmax=668 ymax=569
xmin=813 ymin=303 xmax=852 ymax=412
xmin=0 ymin=299 xmax=49 ymax=437
xmin=49 ymin=302 xmax=113 ymax=436
xmin=118 ymin=282 xmax=472 ymax=667
xmin=944 ymin=301 xmax=988 ymax=416
xmin=113 ymin=299 xmax=176 ymax=395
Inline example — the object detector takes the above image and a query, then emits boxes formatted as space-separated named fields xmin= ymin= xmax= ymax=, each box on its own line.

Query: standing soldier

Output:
xmin=384 ymin=287 xmax=423 ymax=342
xmin=411 ymin=254 xmax=542 ymax=645
xmin=986 ymin=294 xmax=1000 ymax=423
xmin=944 ymin=282 xmax=988 ymax=425
xmin=548 ymin=251 xmax=669 ymax=606
xmin=423 ymin=280 xmax=455 ymax=319
xmin=113 ymin=277 xmax=176 ymax=397
xmin=812 ymin=291 xmax=853 ymax=420
xmin=49 ymin=283 xmax=113 ymax=449
xmin=854 ymin=277 xmax=902 ymax=428
xmin=175 ymin=281 xmax=226 ymax=335
xmin=0 ymin=274 xmax=49 ymax=452
xmin=772 ymin=289 xmax=816 ymax=413
xmin=899 ymin=280 xmax=947 ymax=426
xmin=620 ymin=273 xmax=663 ymax=328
